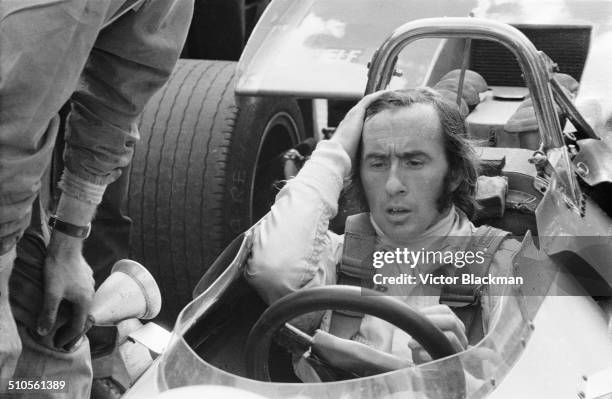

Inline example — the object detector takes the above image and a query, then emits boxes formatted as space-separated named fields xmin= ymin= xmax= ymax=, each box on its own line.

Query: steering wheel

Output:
xmin=245 ymin=285 xmax=461 ymax=382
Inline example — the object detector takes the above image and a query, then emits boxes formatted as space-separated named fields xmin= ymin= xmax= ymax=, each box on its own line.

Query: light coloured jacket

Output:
xmin=247 ymin=140 xmax=520 ymax=357
xmin=0 ymin=0 xmax=193 ymax=253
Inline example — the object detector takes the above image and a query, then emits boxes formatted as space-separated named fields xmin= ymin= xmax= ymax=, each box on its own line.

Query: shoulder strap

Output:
xmin=440 ymin=225 xmax=510 ymax=344
xmin=329 ymin=213 xmax=376 ymax=339
xmin=336 ymin=213 xmax=377 ymax=287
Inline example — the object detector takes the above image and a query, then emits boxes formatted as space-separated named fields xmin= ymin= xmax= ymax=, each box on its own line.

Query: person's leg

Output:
xmin=0 ymin=249 xmax=21 ymax=392
xmin=8 ymin=198 xmax=92 ymax=399
xmin=12 ymin=326 xmax=92 ymax=399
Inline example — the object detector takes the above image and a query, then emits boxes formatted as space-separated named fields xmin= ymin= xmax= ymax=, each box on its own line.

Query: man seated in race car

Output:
xmin=247 ymin=87 xmax=520 ymax=374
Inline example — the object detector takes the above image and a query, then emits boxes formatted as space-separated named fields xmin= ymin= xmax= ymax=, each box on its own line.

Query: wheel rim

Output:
xmin=250 ymin=111 xmax=300 ymax=223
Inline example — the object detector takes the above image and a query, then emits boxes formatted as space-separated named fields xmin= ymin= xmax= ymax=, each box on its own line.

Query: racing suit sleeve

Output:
xmin=61 ymin=0 xmax=193 ymax=205
xmin=246 ymin=140 xmax=350 ymax=305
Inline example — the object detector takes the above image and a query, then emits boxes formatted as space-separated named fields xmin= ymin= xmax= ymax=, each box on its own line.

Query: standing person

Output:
xmin=0 ymin=1 xmax=193 ymax=397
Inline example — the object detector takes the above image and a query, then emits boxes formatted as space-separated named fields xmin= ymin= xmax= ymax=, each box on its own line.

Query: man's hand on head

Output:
xmin=330 ymin=90 xmax=391 ymax=162
xmin=407 ymin=304 xmax=468 ymax=364
xmin=37 ymin=231 xmax=95 ymax=350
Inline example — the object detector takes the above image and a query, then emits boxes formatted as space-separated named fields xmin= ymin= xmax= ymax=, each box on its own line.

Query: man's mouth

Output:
xmin=385 ymin=206 xmax=411 ymax=216
xmin=384 ymin=206 xmax=412 ymax=225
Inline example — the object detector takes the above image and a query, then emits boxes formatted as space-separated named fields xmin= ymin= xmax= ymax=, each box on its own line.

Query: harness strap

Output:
xmin=337 ymin=213 xmax=377 ymax=286
xmin=329 ymin=213 xmax=377 ymax=339
xmin=439 ymin=225 xmax=509 ymax=344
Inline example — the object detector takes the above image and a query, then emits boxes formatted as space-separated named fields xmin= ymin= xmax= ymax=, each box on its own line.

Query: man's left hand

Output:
xmin=407 ymin=305 xmax=468 ymax=364
xmin=37 ymin=231 xmax=95 ymax=350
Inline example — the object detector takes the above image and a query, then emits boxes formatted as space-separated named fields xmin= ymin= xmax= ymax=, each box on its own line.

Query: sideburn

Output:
xmin=436 ymin=171 xmax=454 ymax=214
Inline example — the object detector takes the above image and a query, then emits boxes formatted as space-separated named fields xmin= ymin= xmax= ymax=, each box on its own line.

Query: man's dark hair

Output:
xmin=345 ymin=87 xmax=480 ymax=219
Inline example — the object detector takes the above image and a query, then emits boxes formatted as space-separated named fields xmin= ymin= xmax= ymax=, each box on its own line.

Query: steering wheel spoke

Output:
xmin=274 ymin=323 xmax=314 ymax=357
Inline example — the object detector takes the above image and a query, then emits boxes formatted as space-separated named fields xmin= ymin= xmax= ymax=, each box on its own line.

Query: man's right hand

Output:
xmin=37 ymin=231 xmax=95 ymax=350
xmin=329 ymin=90 xmax=391 ymax=163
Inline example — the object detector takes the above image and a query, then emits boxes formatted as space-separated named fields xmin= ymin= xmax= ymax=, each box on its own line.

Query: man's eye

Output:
xmin=406 ymin=159 xmax=425 ymax=168
xmin=369 ymin=160 xmax=387 ymax=169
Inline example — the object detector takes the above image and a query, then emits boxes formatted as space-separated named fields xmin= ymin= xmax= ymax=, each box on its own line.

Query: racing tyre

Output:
xmin=128 ymin=59 xmax=306 ymax=324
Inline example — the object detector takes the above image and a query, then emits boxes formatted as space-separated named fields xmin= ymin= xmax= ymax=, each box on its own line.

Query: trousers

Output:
xmin=3 ymin=197 xmax=92 ymax=398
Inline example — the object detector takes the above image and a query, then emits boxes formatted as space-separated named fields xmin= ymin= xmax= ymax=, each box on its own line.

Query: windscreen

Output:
xmin=153 ymin=244 xmax=544 ymax=399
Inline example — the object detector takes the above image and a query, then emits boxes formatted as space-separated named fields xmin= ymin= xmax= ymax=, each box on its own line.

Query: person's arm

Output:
xmin=246 ymin=140 xmax=348 ymax=304
xmin=38 ymin=0 xmax=194 ymax=348
xmin=247 ymin=91 xmax=391 ymax=304
xmin=62 ymin=0 xmax=193 ymax=195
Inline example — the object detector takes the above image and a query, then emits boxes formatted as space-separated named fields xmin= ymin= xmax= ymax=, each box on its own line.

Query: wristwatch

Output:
xmin=48 ymin=216 xmax=91 ymax=239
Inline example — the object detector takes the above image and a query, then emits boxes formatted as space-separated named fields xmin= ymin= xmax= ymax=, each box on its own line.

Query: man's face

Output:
xmin=360 ymin=104 xmax=453 ymax=242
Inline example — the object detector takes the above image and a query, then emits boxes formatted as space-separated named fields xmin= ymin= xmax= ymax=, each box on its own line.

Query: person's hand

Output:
xmin=407 ymin=305 xmax=468 ymax=364
xmin=37 ymin=231 xmax=95 ymax=350
xmin=329 ymin=90 xmax=391 ymax=162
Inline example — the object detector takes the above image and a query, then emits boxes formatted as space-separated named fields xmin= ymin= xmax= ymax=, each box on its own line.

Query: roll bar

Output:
xmin=365 ymin=17 xmax=581 ymax=205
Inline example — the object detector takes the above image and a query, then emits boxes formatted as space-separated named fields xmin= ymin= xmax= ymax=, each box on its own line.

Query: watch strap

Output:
xmin=48 ymin=216 xmax=91 ymax=239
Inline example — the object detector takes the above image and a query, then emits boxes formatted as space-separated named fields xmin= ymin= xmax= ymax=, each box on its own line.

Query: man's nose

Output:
xmin=385 ymin=165 xmax=407 ymax=196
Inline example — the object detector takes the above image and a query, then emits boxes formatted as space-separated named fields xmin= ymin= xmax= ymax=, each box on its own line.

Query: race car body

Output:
xmin=123 ymin=230 xmax=612 ymax=398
